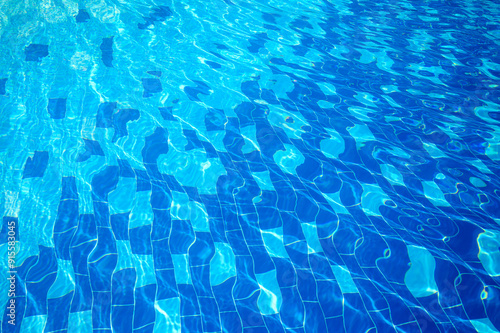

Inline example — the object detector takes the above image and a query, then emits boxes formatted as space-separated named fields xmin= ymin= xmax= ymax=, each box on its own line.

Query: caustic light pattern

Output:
xmin=0 ymin=0 xmax=500 ymax=332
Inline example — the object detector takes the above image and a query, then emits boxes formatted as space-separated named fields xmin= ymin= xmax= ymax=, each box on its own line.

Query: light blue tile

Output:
xmin=256 ymin=269 xmax=282 ymax=315
xmin=154 ymin=297 xmax=181 ymax=332
xmin=331 ymin=265 xmax=358 ymax=294
xmin=210 ymin=242 xmax=236 ymax=286
xmin=47 ymin=259 xmax=75 ymax=299
xmin=172 ymin=254 xmax=191 ymax=284
xmin=261 ymin=227 xmax=289 ymax=259
xmin=404 ymin=245 xmax=438 ymax=298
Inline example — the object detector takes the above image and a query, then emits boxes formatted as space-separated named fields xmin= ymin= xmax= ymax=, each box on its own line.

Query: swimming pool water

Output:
xmin=1 ymin=0 xmax=500 ymax=332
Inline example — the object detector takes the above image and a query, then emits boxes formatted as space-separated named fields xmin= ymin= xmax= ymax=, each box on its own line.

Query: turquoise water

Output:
xmin=1 ymin=0 xmax=500 ymax=332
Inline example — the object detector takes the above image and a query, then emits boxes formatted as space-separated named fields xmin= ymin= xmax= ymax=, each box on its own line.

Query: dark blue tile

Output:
xmin=178 ymin=284 xmax=200 ymax=315
xmin=280 ymin=286 xmax=304 ymax=329
xmin=112 ymin=269 xmax=136 ymax=305
xmin=155 ymin=269 xmax=178 ymax=300
xmin=199 ymin=297 xmax=221 ymax=332
xmin=233 ymin=256 xmax=260 ymax=299
xmin=100 ymin=37 xmax=113 ymax=67
xmin=142 ymin=78 xmax=162 ymax=97
xmin=181 ymin=316 xmax=203 ymax=333
xmin=71 ymin=274 xmax=93 ymax=312
xmin=317 ymin=279 xmax=343 ymax=318
xmin=343 ymin=293 xmax=374 ymax=333
xmin=235 ymin=292 xmax=265 ymax=328
xmin=159 ymin=106 xmax=176 ymax=121
xmin=75 ymin=9 xmax=91 ymax=22
xmin=23 ymin=151 xmax=49 ymax=179
xmin=111 ymin=305 xmax=133 ymax=333
xmin=129 ymin=225 xmax=153 ymax=255
xmin=25 ymin=44 xmax=48 ymax=62
xmin=0 ymin=216 xmax=18 ymax=246
xmin=191 ymin=265 xmax=212 ymax=297
xmin=169 ymin=219 xmax=194 ymax=254
xmin=112 ymin=109 xmax=140 ymax=142
xmin=77 ymin=139 xmax=105 ymax=162
xmin=304 ymin=302 xmax=327 ymax=333
xmin=48 ymin=98 xmax=66 ymax=119
xmin=110 ymin=213 xmax=129 ymax=240
xmin=134 ymin=168 xmax=151 ymax=192
xmin=45 ymin=292 xmax=73 ymax=332
xmin=61 ymin=176 xmax=78 ymax=200
xmin=263 ymin=314 xmax=285 ymax=333
xmin=92 ymin=292 xmax=112 ymax=329
xmin=184 ymin=80 xmax=211 ymax=101
xmin=142 ymin=127 xmax=169 ymax=164
xmin=151 ymin=208 xmax=171 ymax=240
xmin=96 ymin=102 xmax=116 ymax=128
xmin=212 ymin=277 xmax=237 ymax=312
xmin=0 ymin=78 xmax=7 ymax=95
xmin=91 ymin=166 xmax=119 ymax=201
xmin=220 ymin=311 xmax=242 ymax=333
xmin=25 ymin=246 xmax=58 ymax=316
xmin=138 ymin=6 xmax=172 ymax=29
xmin=134 ymin=284 xmax=156 ymax=329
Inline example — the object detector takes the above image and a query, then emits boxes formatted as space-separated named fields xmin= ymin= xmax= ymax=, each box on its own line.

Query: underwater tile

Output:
xmin=25 ymin=44 xmax=48 ymax=62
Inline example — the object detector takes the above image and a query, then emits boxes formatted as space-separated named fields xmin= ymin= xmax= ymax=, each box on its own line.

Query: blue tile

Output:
xmin=25 ymin=246 xmax=58 ymax=316
xmin=118 ymin=159 xmax=135 ymax=178
xmin=91 ymin=166 xmax=119 ymax=201
xmin=134 ymin=284 xmax=156 ymax=329
xmin=304 ymin=302 xmax=327 ymax=333
xmin=112 ymin=269 xmax=136 ymax=305
xmin=110 ymin=213 xmax=129 ymax=240
xmin=0 ymin=78 xmax=7 ymax=95
xmin=131 ymin=170 xmax=150 ymax=193
xmin=142 ymin=78 xmax=162 ymax=98
xmin=155 ymin=269 xmax=178 ymax=300
xmin=151 ymin=209 xmax=171 ymax=240
xmin=169 ymin=220 xmax=195 ymax=254
xmin=129 ymin=225 xmax=152 ymax=255
xmin=112 ymin=109 xmax=140 ymax=142
xmin=77 ymin=139 xmax=105 ymax=162
xmin=138 ymin=6 xmax=172 ymax=29
xmin=0 ymin=216 xmax=18 ymax=244
xmin=191 ymin=265 xmax=212 ymax=297
xmin=100 ymin=37 xmax=113 ymax=67
xmin=111 ymin=305 xmax=133 ymax=332
xmin=7 ymin=1 xmax=500 ymax=331
xmin=75 ymin=9 xmax=90 ymax=22
xmin=181 ymin=316 xmax=203 ymax=333
xmin=178 ymin=284 xmax=200 ymax=316
xmin=23 ymin=151 xmax=49 ymax=179
xmin=235 ymin=292 xmax=265 ymax=328
xmin=45 ymin=292 xmax=73 ymax=332
xmin=199 ymin=297 xmax=221 ymax=332
xmin=279 ymin=286 xmax=304 ymax=329
xmin=92 ymin=292 xmax=112 ymax=329
xmin=25 ymin=44 xmax=48 ymax=62
xmin=212 ymin=277 xmax=237 ymax=312
xmin=263 ymin=314 xmax=285 ymax=333
xmin=48 ymin=98 xmax=66 ymax=119
xmin=159 ymin=106 xmax=176 ymax=121
xmin=220 ymin=311 xmax=242 ymax=333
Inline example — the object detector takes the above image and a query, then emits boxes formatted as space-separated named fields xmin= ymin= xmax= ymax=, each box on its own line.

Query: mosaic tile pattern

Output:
xmin=1 ymin=0 xmax=500 ymax=332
